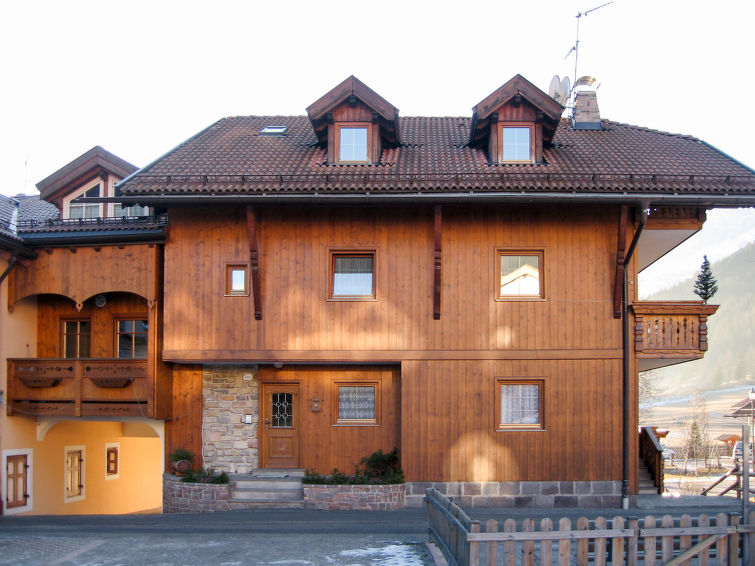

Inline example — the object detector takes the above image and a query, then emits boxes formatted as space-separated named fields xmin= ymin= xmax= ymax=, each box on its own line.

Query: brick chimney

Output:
xmin=572 ymin=90 xmax=602 ymax=130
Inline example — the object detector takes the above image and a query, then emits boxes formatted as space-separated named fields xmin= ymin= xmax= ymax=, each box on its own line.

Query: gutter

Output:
xmin=621 ymin=205 xmax=648 ymax=509
xmin=0 ymin=254 xmax=18 ymax=286
xmin=19 ymin=229 xmax=166 ymax=247
xmin=105 ymin=191 xmax=755 ymax=207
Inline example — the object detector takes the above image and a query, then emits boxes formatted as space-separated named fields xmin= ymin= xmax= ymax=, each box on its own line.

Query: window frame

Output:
xmin=64 ymin=445 xmax=85 ymax=503
xmin=335 ymin=122 xmax=372 ymax=164
xmin=67 ymin=181 xmax=104 ymax=219
xmin=114 ymin=315 xmax=149 ymax=359
xmin=3 ymin=449 xmax=33 ymax=515
xmin=328 ymin=250 xmax=377 ymax=301
xmin=498 ymin=123 xmax=535 ymax=164
xmin=62 ymin=317 xmax=92 ymax=359
xmin=224 ymin=263 xmax=250 ymax=297
xmin=332 ymin=381 xmax=381 ymax=426
xmin=105 ymin=443 xmax=119 ymax=480
xmin=495 ymin=249 xmax=545 ymax=301
xmin=496 ymin=378 xmax=545 ymax=431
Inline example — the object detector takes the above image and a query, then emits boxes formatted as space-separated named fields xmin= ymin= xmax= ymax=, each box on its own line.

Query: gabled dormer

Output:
xmin=36 ymin=146 xmax=143 ymax=219
xmin=306 ymin=76 xmax=400 ymax=165
xmin=470 ymin=75 xmax=564 ymax=165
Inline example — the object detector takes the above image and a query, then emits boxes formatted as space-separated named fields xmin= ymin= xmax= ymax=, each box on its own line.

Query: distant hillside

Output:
xmin=645 ymin=241 xmax=755 ymax=393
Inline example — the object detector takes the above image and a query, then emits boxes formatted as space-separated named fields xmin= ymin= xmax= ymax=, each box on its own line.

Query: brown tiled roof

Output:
xmin=120 ymin=116 xmax=755 ymax=199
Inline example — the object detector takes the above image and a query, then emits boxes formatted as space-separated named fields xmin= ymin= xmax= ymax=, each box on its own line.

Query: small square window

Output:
xmin=496 ymin=380 xmax=544 ymax=430
xmin=496 ymin=251 xmax=543 ymax=300
xmin=499 ymin=124 xmax=533 ymax=163
xmin=334 ymin=382 xmax=380 ymax=425
xmin=337 ymin=125 xmax=370 ymax=163
xmin=225 ymin=264 xmax=249 ymax=296
xmin=330 ymin=252 xmax=375 ymax=299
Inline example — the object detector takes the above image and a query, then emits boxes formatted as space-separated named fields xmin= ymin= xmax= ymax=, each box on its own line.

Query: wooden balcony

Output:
xmin=7 ymin=359 xmax=154 ymax=418
xmin=632 ymin=301 xmax=719 ymax=370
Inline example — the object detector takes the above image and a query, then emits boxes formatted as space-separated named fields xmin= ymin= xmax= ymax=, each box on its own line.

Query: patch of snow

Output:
xmin=338 ymin=544 xmax=426 ymax=565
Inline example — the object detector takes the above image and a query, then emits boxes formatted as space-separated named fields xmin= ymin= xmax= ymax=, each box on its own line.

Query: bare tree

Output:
xmin=639 ymin=369 xmax=666 ymax=425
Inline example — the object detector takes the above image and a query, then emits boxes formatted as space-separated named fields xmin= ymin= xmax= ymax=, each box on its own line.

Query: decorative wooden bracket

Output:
xmin=246 ymin=206 xmax=262 ymax=320
xmin=433 ymin=205 xmax=442 ymax=320
xmin=613 ymin=205 xmax=628 ymax=318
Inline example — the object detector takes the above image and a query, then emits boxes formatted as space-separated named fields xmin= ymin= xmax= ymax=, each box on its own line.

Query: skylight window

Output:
xmin=259 ymin=126 xmax=288 ymax=136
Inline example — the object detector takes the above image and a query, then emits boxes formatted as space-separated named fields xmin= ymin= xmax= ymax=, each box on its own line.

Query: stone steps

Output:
xmin=638 ymin=459 xmax=659 ymax=495
xmin=229 ymin=470 xmax=305 ymax=508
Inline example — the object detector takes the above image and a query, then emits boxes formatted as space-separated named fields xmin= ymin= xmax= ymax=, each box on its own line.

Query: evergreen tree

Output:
xmin=693 ymin=255 xmax=718 ymax=304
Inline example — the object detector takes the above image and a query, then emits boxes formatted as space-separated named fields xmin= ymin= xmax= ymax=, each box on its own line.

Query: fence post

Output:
xmin=594 ymin=516 xmax=607 ymax=566
xmin=558 ymin=517 xmax=571 ymax=566
xmin=612 ymin=516 xmax=626 ymax=566
xmin=679 ymin=514 xmax=692 ymax=566
xmin=627 ymin=517 xmax=639 ymax=566
xmin=644 ymin=515 xmax=657 ymax=566
xmin=540 ymin=517 xmax=553 ymax=566
xmin=522 ymin=518 xmax=534 ymax=566
xmin=503 ymin=518 xmax=516 ymax=566
xmin=485 ymin=519 xmax=498 ymax=566
xmin=661 ymin=515 xmax=674 ymax=563
xmin=727 ymin=513 xmax=739 ymax=566
xmin=469 ymin=521 xmax=480 ymax=566
xmin=698 ymin=513 xmax=710 ymax=566
xmin=747 ymin=510 xmax=755 ymax=566
xmin=577 ymin=517 xmax=589 ymax=565
xmin=715 ymin=512 xmax=728 ymax=565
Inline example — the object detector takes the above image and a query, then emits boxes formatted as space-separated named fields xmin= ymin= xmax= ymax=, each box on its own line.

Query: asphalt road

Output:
xmin=0 ymin=509 xmax=435 ymax=566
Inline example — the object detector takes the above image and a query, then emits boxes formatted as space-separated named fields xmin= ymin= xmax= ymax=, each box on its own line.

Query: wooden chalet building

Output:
xmin=3 ymin=74 xmax=755 ymax=513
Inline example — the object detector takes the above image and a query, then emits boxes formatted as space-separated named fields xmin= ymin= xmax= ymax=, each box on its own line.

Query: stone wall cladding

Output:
xmin=303 ymin=484 xmax=406 ymax=511
xmin=404 ymin=481 xmax=621 ymax=508
xmin=163 ymin=474 xmax=231 ymax=513
xmin=202 ymin=365 xmax=259 ymax=473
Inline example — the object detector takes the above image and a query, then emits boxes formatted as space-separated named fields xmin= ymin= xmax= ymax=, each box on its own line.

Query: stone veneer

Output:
xmin=163 ymin=474 xmax=231 ymax=513
xmin=202 ymin=365 xmax=259 ymax=473
xmin=303 ymin=484 xmax=406 ymax=511
xmin=404 ymin=481 xmax=622 ymax=509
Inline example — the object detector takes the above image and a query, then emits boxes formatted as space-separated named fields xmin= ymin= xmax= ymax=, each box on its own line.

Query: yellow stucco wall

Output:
xmin=2 ymin=259 xmax=163 ymax=515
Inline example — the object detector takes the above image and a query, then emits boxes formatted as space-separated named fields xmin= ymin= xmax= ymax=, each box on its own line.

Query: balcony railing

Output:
xmin=7 ymin=359 xmax=153 ymax=418
xmin=632 ymin=301 xmax=719 ymax=360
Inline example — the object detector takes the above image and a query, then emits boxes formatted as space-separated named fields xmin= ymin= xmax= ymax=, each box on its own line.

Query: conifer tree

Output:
xmin=693 ymin=255 xmax=718 ymax=304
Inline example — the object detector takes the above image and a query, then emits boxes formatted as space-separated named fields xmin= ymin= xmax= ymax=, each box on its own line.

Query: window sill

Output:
xmin=496 ymin=427 xmax=546 ymax=432
xmin=333 ymin=422 xmax=380 ymax=427
xmin=327 ymin=297 xmax=378 ymax=302
xmin=495 ymin=296 xmax=546 ymax=302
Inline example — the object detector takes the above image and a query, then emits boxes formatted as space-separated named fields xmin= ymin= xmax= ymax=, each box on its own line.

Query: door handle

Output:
xmin=264 ymin=418 xmax=270 ymax=430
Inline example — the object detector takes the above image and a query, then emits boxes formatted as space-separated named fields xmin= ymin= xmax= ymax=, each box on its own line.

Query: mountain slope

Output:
xmin=644 ymin=241 xmax=755 ymax=392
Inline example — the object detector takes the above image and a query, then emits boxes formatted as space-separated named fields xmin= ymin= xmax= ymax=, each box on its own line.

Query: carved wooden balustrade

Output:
xmin=7 ymin=359 xmax=153 ymax=418
xmin=632 ymin=301 xmax=719 ymax=360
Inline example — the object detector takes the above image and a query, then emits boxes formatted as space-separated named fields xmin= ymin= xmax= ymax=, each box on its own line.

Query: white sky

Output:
xmin=1 ymin=0 xmax=753 ymax=291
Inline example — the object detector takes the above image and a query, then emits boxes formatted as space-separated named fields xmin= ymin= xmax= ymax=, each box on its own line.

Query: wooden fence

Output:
xmin=426 ymin=488 xmax=755 ymax=565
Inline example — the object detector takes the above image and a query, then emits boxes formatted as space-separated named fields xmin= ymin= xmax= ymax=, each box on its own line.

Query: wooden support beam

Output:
xmin=433 ymin=205 xmax=442 ymax=320
xmin=246 ymin=206 xmax=262 ymax=320
xmin=613 ymin=205 xmax=628 ymax=318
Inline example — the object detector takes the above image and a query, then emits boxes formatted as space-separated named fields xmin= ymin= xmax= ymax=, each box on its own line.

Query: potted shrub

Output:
xmin=168 ymin=448 xmax=194 ymax=475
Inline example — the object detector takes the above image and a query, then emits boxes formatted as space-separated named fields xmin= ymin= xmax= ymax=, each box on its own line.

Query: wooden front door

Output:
xmin=260 ymin=383 xmax=300 ymax=468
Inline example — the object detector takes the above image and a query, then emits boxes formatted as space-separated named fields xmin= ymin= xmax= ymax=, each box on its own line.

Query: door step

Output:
xmin=229 ymin=470 xmax=305 ymax=508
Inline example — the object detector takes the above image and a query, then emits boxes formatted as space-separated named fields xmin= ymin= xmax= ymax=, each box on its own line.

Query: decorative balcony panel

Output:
xmin=8 ymin=243 xmax=160 ymax=311
xmin=7 ymin=359 xmax=153 ymax=418
xmin=631 ymin=301 xmax=719 ymax=371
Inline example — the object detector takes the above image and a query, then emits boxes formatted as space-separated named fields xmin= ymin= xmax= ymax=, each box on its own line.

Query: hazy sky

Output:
xmin=1 ymin=0 xmax=753 ymax=292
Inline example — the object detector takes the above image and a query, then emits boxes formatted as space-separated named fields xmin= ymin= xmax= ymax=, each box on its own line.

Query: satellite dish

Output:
xmin=561 ymin=76 xmax=571 ymax=100
xmin=548 ymin=75 xmax=567 ymax=104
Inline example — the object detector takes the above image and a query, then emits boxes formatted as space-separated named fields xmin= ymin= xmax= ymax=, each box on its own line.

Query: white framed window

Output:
xmin=113 ymin=184 xmax=149 ymax=217
xmin=3 ymin=449 xmax=33 ymax=515
xmin=64 ymin=445 xmax=85 ymax=503
xmin=105 ymin=443 xmax=119 ymax=480
xmin=336 ymin=124 xmax=371 ymax=163
xmin=496 ymin=379 xmax=544 ymax=430
xmin=225 ymin=264 xmax=249 ymax=296
xmin=499 ymin=124 xmax=534 ymax=163
xmin=68 ymin=183 xmax=103 ymax=219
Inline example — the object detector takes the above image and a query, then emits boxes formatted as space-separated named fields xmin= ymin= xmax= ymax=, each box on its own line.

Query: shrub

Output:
xmin=168 ymin=448 xmax=194 ymax=463
xmin=181 ymin=467 xmax=229 ymax=484
xmin=302 ymin=448 xmax=404 ymax=484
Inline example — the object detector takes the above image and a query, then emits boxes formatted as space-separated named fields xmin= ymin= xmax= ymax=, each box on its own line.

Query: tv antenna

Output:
xmin=564 ymin=2 xmax=613 ymax=91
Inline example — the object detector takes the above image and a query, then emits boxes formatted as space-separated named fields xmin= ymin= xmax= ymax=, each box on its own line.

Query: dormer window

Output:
xmin=337 ymin=124 xmax=371 ymax=163
xmin=69 ymin=183 xmax=102 ymax=219
xmin=500 ymin=124 xmax=534 ymax=163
